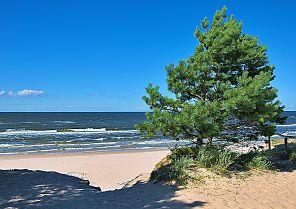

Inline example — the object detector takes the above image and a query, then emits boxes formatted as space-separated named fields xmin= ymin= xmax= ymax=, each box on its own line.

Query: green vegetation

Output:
xmin=151 ymin=156 xmax=193 ymax=185
xmin=135 ymin=6 xmax=289 ymax=186
xmin=137 ymin=6 xmax=285 ymax=145
xmin=150 ymin=146 xmax=274 ymax=185
xmin=290 ymin=151 xmax=296 ymax=162
xmin=245 ymin=153 xmax=272 ymax=170
xmin=270 ymin=140 xmax=296 ymax=162
xmin=170 ymin=146 xmax=239 ymax=173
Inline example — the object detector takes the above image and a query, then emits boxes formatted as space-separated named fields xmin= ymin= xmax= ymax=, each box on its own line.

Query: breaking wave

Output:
xmin=0 ymin=128 xmax=138 ymax=136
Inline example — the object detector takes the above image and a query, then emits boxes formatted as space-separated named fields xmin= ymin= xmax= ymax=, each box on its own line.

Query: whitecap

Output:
xmin=69 ymin=128 xmax=106 ymax=132
xmin=52 ymin=121 xmax=76 ymax=124
xmin=132 ymin=140 xmax=173 ymax=145
xmin=105 ymin=130 xmax=138 ymax=134
xmin=0 ymin=129 xmax=57 ymax=135
xmin=20 ymin=121 xmax=40 ymax=124
xmin=282 ymin=131 xmax=296 ymax=136
xmin=276 ymin=124 xmax=296 ymax=127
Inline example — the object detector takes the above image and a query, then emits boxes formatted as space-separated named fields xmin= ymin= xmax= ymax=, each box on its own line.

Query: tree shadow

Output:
xmin=0 ymin=169 xmax=206 ymax=209
xmin=267 ymin=143 xmax=296 ymax=172
xmin=227 ymin=143 xmax=296 ymax=173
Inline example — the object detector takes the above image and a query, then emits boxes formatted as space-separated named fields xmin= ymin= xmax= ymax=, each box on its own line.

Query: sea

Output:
xmin=0 ymin=111 xmax=295 ymax=155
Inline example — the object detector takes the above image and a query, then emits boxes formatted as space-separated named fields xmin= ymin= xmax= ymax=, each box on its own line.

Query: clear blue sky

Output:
xmin=0 ymin=0 xmax=295 ymax=112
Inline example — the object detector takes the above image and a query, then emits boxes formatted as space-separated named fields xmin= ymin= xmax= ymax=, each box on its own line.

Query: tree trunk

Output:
xmin=208 ymin=137 xmax=213 ymax=146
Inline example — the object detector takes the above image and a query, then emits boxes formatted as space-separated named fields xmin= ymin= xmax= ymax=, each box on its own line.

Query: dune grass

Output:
xmin=150 ymin=145 xmax=274 ymax=186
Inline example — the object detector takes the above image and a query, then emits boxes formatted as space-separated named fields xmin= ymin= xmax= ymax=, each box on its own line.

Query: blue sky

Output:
xmin=0 ymin=0 xmax=295 ymax=112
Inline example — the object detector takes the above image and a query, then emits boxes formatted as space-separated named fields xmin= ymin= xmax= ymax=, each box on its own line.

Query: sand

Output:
xmin=1 ymin=150 xmax=296 ymax=209
xmin=178 ymin=170 xmax=296 ymax=209
xmin=0 ymin=150 xmax=169 ymax=191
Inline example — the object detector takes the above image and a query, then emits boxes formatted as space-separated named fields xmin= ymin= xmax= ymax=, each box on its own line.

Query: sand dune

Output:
xmin=180 ymin=169 xmax=296 ymax=209
xmin=0 ymin=150 xmax=169 ymax=191
xmin=0 ymin=169 xmax=203 ymax=209
xmin=1 ymin=151 xmax=296 ymax=208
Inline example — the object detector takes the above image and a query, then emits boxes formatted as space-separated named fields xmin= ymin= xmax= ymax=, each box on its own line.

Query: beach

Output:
xmin=0 ymin=112 xmax=296 ymax=208
xmin=1 ymin=150 xmax=296 ymax=208
xmin=0 ymin=150 xmax=169 ymax=191
xmin=0 ymin=150 xmax=203 ymax=208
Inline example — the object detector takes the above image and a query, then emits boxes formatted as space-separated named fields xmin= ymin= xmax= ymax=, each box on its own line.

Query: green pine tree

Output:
xmin=137 ymin=6 xmax=285 ymax=145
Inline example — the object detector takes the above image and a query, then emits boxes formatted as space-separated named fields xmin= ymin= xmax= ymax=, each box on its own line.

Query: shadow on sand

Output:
xmin=0 ymin=169 xmax=205 ymax=209
xmin=268 ymin=143 xmax=296 ymax=172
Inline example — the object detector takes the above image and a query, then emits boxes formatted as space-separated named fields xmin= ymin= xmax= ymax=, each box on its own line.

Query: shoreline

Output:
xmin=0 ymin=148 xmax=170 ymax=160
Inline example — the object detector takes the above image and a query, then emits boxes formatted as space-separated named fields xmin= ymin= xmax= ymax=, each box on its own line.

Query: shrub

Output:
xmin=246 ymin=153 xmax=273 ymax=170
xmin=194 ymin=146 xmax=238 ymax=173
xmin=151 ymin=145 xmax=274 ymax=185
xmin=150 ymin=156 xmax=193 ymax=185
xmin=170 ymin=146 xmax=239 ymax=174
xmin=289 ymin=151 xmax=296 ymax=162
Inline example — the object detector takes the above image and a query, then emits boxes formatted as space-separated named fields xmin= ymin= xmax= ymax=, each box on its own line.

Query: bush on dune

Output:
xmin=170 ymin=146 xmax=238 ymax=173
xmin=150 ymin=145 xmax=274 ymax=185
xmin=150 ymin=155 xmax=193 ymax=185
xmin=245 ymin=153 xmax=273 ymax=170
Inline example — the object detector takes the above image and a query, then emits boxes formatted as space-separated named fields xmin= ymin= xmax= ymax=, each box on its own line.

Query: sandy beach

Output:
xmin=0 ymin=150 xmax=203 ymax=209
xmin=0 ymin=150 xmax=169 ymax=191
xmin=1 ymin=150 xmax=296 ymax=208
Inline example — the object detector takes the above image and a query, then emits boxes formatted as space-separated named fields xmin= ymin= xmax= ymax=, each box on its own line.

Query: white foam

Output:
xmin=0 ymin=152 xmax=21 ymax=155
xmin=69 ymin=128 xmax=106 ymax=132
xmin=282 ymin=131 xmax=296 ymax=136
xmin=132 ymin=140 xmax=173 ymax=145
xmin=52 ymin=121 xmax=76 ymax=124
xmin=96 ymin=145 xmax=121 ymax=149
xmin=0 ymin=128 xmax=139 ymax=136
xmin=20 ymin=121 xmax=40 ymax=124
xmin=94 ymin=138 xmax=105 ymax=141
xmin=0 ymin=144 xmax=18 ymax=148
xmin=0 ymin=129 xmax=57 ymax=135
xmin=276 ymin=124 xmax=296 ymax=127
xmin=105 ymin=130 xmax=138 ymax=134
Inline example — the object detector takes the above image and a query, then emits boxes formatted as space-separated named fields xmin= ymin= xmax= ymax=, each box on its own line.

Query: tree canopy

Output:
xmin=137 ymin=6 xmax=285 ymax=145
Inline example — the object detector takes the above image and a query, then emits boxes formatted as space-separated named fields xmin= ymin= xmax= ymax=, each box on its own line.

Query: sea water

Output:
xmin=0 ymin=112 xmax=295 ymax=155
xmin=0 ymin=112 xmax=176 ymax=155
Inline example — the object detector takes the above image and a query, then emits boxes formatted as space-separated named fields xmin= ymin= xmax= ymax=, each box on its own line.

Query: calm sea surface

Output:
xmin=0 ymin=112 xmax=295 ymax=155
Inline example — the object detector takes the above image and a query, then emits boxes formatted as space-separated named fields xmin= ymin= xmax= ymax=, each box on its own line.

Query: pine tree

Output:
xmin=137 ymin=6 xmax=285 ymax=145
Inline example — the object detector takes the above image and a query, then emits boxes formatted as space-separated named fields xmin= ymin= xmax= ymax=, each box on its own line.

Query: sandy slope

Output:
xmin=0 ymin=150 xmax=169 ymax=191
xmin=0 ymin=170 xmax=204 ymax=209
xmin=1 ymin=151 xmax=296 ymax=209
xmin=177 ymin=170 xmax=296 ymax=209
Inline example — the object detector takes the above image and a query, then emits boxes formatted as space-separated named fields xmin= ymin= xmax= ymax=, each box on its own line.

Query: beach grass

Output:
xmin=150 ymin=145 xmax=274 ymax=186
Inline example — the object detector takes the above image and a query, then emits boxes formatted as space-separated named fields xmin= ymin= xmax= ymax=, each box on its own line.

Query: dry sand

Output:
xmin=178 ymin=170 xmax=296 ymax=209
xmin=0 ymin=150 xmax=169 ymax=191
xmin=1 ymin=150 xmax=296 ymax=209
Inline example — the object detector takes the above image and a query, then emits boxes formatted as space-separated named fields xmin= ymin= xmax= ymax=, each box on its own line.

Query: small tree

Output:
xmin=137 ymin=6 xmax=285 ymax=145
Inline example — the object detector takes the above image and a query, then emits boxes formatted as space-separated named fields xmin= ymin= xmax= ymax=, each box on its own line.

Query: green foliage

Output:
xmin=194 ymin=146 xmax=238 ymax=173
xmin=289 ymin=151 xmax=296 ymax=162
xmin=151 ymin=146 xmax=274 ymax=185
xmin=171 ymin=146 xmax=239 ymax=174
xmin=137 ymin=6 xmax=285 ymax=143
xmin=150 ymin=156 xmax=193 ymax=185
xmin=246 ymin=153 xmax=273 ymax=170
